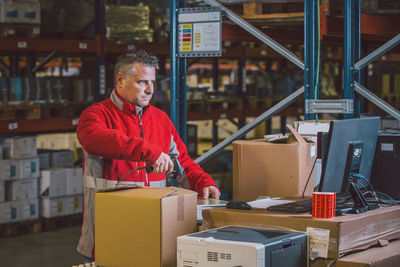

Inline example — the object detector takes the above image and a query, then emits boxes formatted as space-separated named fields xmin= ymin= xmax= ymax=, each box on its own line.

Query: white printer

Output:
xmin=177 ymin=226 xmax=307 ymax=267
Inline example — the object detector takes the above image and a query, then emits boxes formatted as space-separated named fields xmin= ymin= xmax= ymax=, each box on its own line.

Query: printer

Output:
xmin=177 ymin=226 xmax=307 ymax=267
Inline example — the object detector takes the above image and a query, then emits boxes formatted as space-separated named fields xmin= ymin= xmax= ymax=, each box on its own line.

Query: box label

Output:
xmin=30 ymin=204 xmax=36 ymax=215
xmin=31 ymin=162 xmax=36 ymax=173
xmin=10 ymin=165 xmax=16 ymax=177
xmin=11 ymin=207 xmax=17 ymax=219
xmin=307 ymin=227 xmax=330 ymax=260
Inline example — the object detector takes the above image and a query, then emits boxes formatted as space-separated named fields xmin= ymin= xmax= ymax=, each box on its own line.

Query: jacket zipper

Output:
xmin=139 ymin=116 xmax=149 ymax=186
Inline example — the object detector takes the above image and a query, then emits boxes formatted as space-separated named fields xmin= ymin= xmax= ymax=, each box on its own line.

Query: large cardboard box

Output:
xmin=312 ymin=239 xmax=400 ymax=267
xmin=202 ymin=205 xmax=400 ymax=259
xmin=233 ymin=125 xmax=315 ymax=201
xmin=95 ymin=187 xmax=197 ymax=267
xmin=36 ymin=133 xmax=81 ymax=150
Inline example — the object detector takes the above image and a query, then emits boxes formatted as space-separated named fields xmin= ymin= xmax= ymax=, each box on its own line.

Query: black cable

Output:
xmin=302 ymin=157 xmax=317 ymax=198
xmin=116 ymin=166 xmax=153 ymax=186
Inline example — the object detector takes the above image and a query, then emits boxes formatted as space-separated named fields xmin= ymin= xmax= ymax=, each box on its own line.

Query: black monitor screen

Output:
xmin=319 ymin=117 xmax=380 ymax=193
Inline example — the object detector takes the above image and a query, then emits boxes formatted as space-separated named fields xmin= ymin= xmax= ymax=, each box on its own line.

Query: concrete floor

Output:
xmin=0 ymin=226 xmax=83 ymax=267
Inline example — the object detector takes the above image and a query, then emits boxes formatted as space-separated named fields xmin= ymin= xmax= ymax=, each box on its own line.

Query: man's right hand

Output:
xmin=152 ymin=152 xmax=174 ymax=174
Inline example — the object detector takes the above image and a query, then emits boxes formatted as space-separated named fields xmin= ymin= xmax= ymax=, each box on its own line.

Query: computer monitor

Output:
xmin=319 ymin=117 xmax=381 ymax=194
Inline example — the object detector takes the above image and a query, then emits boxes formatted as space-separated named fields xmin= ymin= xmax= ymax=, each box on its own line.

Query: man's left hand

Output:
xmin=202 ymin=186 xmax=220 ymax=199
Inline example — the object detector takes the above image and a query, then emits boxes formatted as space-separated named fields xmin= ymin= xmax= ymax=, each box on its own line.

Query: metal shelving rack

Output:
xmin=169 ymin=0 xmax=400 ymax=165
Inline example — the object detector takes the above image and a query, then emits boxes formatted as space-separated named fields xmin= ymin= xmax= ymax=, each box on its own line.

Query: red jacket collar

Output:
xmin=114 ymin=89 xmax=150 ymax=114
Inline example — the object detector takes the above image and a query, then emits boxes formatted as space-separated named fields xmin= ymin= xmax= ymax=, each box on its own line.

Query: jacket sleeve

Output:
xmin=77 ymin=105 xmax=162 ymax=164
xmin=170 ymin=123 xmax=219 ymax=196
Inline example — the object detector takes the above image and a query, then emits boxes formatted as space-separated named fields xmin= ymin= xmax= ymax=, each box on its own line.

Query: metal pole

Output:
xmin=170 ymin=0 xmax=178 ymax=127
xmin=195 ymin=86 xmax=305 ymax=164
xmin=354 ymin=34 xmax=400 ymax=71
xmin=203 ymin=0 xmax=304 ymax=70
xmin=304 ymin=0 xmax=318 ymax=120
xmin=354 ymin=82 xmax=400 ymax=121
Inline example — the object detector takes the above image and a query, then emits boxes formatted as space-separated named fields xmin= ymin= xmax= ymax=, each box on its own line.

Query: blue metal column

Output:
xmin=304 ymin=0 xmax=319 ymax=120
xmin=170 ymin=0 xmax=187 ymax=141
xmin=344 ymin=0 xmax=361 ymax=118
xmin=94 ymin=0 xmax=106 ymax=101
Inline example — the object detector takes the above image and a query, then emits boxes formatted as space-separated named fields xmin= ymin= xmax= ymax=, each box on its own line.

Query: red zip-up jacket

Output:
xmin=76 ymin=89 xmax=218 ymax=258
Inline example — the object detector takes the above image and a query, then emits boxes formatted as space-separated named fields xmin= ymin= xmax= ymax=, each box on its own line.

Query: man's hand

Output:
xmin=202 ymin=186 xmax=220 ymax=199
xmin=152 ymin=152 xmax=174 ymax=174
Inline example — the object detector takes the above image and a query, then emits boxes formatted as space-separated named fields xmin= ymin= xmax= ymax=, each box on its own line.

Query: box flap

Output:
xmin=96 ymin=187 xmax=194 ymax=200
xmin=287 ymin=124 xmax=307 ymax=144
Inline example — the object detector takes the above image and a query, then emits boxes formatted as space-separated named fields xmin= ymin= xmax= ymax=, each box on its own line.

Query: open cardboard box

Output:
xmin=233 ymin=124 xmax=316 ymax=201
xmin=201 ymin=205 xmax=400 ymax=259
xmin=95 ymin=186 xmax=197 ymax=267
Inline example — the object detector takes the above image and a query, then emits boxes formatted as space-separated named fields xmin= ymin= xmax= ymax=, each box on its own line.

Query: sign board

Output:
xmin=178 ymin=7 xmax=222 ymax=57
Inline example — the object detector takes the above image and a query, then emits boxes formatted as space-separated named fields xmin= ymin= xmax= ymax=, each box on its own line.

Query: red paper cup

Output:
xmin=312 ymin=192 xmax=336 ymax=219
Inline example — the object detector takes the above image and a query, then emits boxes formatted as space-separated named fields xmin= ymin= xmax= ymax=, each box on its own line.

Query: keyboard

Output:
xmin=267 ymin=193 xmax=354 ymax=213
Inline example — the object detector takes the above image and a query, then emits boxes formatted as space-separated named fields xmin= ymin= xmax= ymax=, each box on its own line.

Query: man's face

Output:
xmin=116 ymin=62 xmax=156 ymax=107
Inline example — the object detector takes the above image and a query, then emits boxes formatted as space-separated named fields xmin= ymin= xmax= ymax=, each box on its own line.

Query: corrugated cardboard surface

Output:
xmin=95 ymin=187 xmax=197 ymax=267
xmin=202 ymin=205 xmax=400 ymax=259
xmin=233 ymin=139 xmax=315 ymax=201
xmin=312 ymin=239 xmax=400 ymax=267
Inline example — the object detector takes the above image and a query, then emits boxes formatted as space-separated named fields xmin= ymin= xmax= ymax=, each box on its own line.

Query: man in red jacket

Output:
xmin=76 ymin=48 xmax=220 ymax=261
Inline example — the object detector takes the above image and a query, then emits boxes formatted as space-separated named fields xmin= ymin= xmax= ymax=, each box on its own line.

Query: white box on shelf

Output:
xmin=66 ymin=168 xmax=82 ymax=195
xmin=0 ymin=181 xmax=5 ymax=202
xmin=40 ymin=169 xmax=67 ymax=197
xmin=20 ymin=198 xmax=39 ymax=220
xmin=5 ymin=178 xmax=38 ymax=201
xmin=40 ymin=197 xmax=66 ymax=218
xmin=10 ymin=157 xmax=40 ymax=179
xmin=2 ymin=201 xmax=20 ymax=223
xmin=0 ymin=160 xmax=11 ymax=180
xmin=65 ymin=195 xmax=83 ymax=215
xmin=36 ymin=133 xmax=81 ymax=150
xmin=50 ymin=150 xmax=74 ymax=168
xmin=10 ymin=136 xmax=37 ymax=159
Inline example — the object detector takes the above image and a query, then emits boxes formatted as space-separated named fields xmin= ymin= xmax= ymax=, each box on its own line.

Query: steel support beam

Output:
xmin=203 ymin=0 xmax=304 ymax=70
xmin=354 ymin=34 xmax=400 ymax=71
xmin=195 ymin=86 xmax=304 ymax=164
xmin=354 ymin=82 xmax=400 ymax=121
xmin=344 ymin=0 xmax=361 ymax=118
xmin=304 ymin=0 xmax=319 ymax=120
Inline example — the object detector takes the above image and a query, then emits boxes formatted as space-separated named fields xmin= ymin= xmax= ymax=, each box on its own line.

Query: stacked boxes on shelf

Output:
xmin=0 ymin=136 xmax=40 ymax=224
xmin=36 ymin=132 xmax=83 ymax=218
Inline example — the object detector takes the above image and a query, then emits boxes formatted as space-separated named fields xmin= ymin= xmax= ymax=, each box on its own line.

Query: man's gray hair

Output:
xmin=114 ymin=47 xmax=158 ymax=85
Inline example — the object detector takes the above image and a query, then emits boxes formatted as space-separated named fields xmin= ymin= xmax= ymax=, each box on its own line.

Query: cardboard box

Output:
xmin=0 ymin=1 xmax=40 ymax=24
xmin=0 ymin=159 xmax=10 ymax=180
xmin=5 ymin=178 xmax=38 ymax=201
xmin=40 ymin=169 xmax=67 ymax=197
xmin=10 ymin=157 xmax=40 ymax=179
xmin=65 ymin=168 xmax=82 ymax=195
xmin=64 ymin=195 xmax=83 ymax=215
xmin=95 ymin=187 xmax=197 ymax=267
xmin=10 ymin=136 xmax=37 ymax=159
xmin=36 ymin=133 xmax=81 ymax=150
xmin=312 ymin=239 xmax=400 ymax=267
xmin=202 ymin=205 xmax=400 ymax=259
xmin=40 ymin=197 xmax=66 ymax=218
xmin=233 ymin=125 xmax=316 ymax=201
xmin=49 ymin=150 xmax=74 ymax=168
xmin=19 ymin=198 xmax=39 ymax=220
xmin=2 ymin=201 xmax=20 ymax=223
xmin=38 ymin=150 xmax=50 ymax=169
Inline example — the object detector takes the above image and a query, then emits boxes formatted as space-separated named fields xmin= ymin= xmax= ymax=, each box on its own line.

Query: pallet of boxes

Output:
xmin=36 ymin=133 xmax=83 ymax=222
xmin=0 ymin=136 xmax=40 ymax=233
